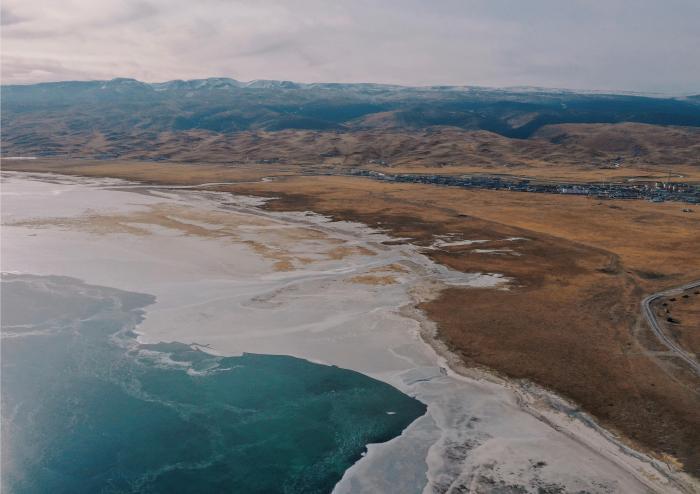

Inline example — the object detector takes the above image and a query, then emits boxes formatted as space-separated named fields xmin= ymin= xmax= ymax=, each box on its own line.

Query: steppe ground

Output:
xmin=4 ymin=158 xmax=699 ymax=477
xmin=654 ymin=288 xmax=700 ymax=358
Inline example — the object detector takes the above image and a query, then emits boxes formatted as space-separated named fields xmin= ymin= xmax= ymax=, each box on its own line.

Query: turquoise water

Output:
xmin=0 ymin=274 xmax=426 ymax=493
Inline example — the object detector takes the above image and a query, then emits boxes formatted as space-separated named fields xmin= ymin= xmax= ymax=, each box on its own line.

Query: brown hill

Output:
xmin=534 ymin=123 xmax=700 ymax=166
xmin=4 ymin=123 xmax=700 ymax=182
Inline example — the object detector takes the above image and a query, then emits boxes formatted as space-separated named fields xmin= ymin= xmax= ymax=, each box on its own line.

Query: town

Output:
xmin=349 ymin=169 xmax=700 ymax=205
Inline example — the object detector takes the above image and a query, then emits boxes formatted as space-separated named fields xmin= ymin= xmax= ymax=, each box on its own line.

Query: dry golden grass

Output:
xmin=223 ymin=175 xmax=700 ymax=475
xmin=383 ymin=161 xmax=700 ymax=183
xmin=4 ymin=160 xmax=700 ymax=476
xmin=326 ymin=245 xmax=376 ymax=260
xmin=347 ymin=274 xmax=397 ymax=285
xmin=3 ymin=159 xmax=293 ymax=184
xmin=654 ymin=288 xmax=700 ymax=357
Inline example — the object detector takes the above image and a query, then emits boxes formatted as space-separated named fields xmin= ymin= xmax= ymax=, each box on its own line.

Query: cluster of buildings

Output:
xmin=349 ymin=170 xmax=700 ymax=204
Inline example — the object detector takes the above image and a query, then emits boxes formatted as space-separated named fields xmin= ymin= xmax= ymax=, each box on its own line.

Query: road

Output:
xmin=641 ymin=280 xmax=700 ymax=376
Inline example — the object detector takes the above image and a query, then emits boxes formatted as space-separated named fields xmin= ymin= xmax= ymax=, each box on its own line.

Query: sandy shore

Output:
xmin=2 ymin=171 xmax=696 ymax=493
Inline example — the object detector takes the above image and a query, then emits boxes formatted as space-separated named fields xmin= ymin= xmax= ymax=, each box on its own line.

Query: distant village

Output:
xmin=350 ymin=170 xmax=700 ymax=205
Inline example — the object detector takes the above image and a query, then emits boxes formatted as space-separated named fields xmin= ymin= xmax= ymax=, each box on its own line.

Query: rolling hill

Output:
xmin=2 ymin=78 xmax=700 ymax=180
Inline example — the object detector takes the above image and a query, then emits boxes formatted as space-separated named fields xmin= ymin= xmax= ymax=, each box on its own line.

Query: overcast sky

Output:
xmin=2 ymin=0 xmax=699 ymax=93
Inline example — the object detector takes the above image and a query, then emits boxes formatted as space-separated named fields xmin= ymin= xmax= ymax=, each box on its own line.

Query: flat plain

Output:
xmin=6 ymin=155 xmax=699 ymax=477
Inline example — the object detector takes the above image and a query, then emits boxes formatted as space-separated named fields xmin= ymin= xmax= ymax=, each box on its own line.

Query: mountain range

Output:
xmin=2 ymin=77 xmax=700 ymax=162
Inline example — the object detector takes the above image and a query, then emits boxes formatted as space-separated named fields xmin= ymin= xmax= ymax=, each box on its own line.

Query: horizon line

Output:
xmin=3 ymin=76 xmax=697 ymax=98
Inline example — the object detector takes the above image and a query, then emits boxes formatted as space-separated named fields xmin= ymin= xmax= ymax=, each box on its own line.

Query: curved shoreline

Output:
xmin=128 ymin=174 xmax=698 ymax=492
xmin=397 ymin=283 xmax=695 ymax=494
xmin=2 ymin=171 xmax=697 ymax=493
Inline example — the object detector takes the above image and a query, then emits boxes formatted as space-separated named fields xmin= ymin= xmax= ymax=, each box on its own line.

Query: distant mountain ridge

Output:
xmin=6 ymin=76 xmax=697 ymax=95
xmin=2 ymin=77 xmax=700 ymax=159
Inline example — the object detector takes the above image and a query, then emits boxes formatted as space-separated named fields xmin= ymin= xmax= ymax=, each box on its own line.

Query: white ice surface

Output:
xmin=1 ymin=172 xmax=694 ymax=494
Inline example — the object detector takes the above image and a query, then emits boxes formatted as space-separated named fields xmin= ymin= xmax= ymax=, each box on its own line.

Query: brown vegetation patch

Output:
xmin=224 ymin=175 xmax=700 ymax=475
xmin=5 ymin=160 xmax=700 ymax=476
xmin=371 ymin=263 xmax=409 ymax=274
xmin=654 ymin=288 xmax=700 ymax=357
xmin=326 ymin=245 xmax=376 ymax=260
xmin=347 ymin=274 xmax=397 ymax=285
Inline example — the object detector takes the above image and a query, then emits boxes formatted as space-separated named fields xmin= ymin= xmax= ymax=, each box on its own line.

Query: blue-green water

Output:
xmin=0 ymin=274 xmax=426 ymax=493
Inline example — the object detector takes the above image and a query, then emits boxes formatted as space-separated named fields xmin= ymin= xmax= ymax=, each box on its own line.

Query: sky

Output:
xmin=2 ymin=0 xmax=699 ymax=94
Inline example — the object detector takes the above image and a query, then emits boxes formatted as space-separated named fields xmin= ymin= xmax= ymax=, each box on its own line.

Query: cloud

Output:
xmin=1 ymin=6 xmax=27 ymax=26
xmin=1 ymin=0 xmax=699 ymax=93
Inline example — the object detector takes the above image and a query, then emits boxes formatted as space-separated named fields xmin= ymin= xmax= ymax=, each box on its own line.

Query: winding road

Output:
xmin=641 ymin=280 xmax=700 ymax=376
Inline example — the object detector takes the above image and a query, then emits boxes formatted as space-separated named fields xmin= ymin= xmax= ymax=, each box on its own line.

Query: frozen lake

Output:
xmin=1 ymin=171 xmax=689 ymax=493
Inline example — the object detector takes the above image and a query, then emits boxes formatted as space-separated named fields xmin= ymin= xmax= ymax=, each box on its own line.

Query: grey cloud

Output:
xmin=1 ymin=55 xmax=109 ymax=83
xmin=1 ymin=6 xmax=27 ymax=26
xmin=1 ymin=0 xmax=698 ymax=93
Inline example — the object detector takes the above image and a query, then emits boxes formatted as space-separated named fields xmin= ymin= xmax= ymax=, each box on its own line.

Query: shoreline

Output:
xmin=2 ymin=170 xmax=697 ymax=493
xmin=401 ymin=281 xmax=694 ymax=493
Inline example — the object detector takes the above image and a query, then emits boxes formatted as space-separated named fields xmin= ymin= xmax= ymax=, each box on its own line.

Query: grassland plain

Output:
xmin=654 ymin=287 xmax=700 ymax=358
xmin=4 ymin=159 xmax=700 ymax=478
